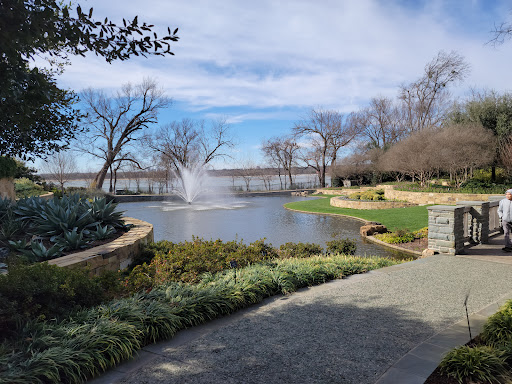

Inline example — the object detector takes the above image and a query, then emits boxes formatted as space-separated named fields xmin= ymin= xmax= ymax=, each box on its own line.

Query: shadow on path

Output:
xmin=119 ymin=300 xmax=435 ymax=384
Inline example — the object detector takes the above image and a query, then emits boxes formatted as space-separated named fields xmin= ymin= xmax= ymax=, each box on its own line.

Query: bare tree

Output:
xmin=435 ymin=123 xmax=495 ymax=186
xmin=354 ymin=96 xmax=406 ymax=149
xmin=293 ymin=108 xmax=360 ymax=187
xmin=261 ymin=136 xmax=300 ymax=189
xmin=147 ymin=118 xmax=234 ymax=176
xmin=261 ymin=138 xmax=285 ymax=189
xmin=80 ymin=78 xmax=170 ymax=191
xmin=42 ymin=151 xmax=77 ymax=191
xmin=489 ymin=17 xmax=512 ymax=46
xmin=399 ymin=51 xmax=470 ymax=132
xmin=332 ymin=151 xmax=374 ymax=186
xmin=380 ymin=123 xmax=494 ymax=187
xmin=239 ymin=159 xmax=256 ymax=191
xmin=379 ymin=130 xmax=440 ymax=186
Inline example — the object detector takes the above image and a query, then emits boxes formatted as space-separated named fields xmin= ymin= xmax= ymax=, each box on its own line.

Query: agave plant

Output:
xmin=0 ymin=209 xmax=28 ymax=241
xmin=32 ymin=200 xmax=97 ymax=238
xmin=90 ymin=198 xmax=125 ymax=229
xmin=7 ymin=238 xmax=31 ymax=253
xmin=88 ymin=224 xmax=116 ymax=241
xmin=54 ymin=228 xmax=90 ymax=251
xmin=20 ymin=241 xmax=64 ymax=262
xmin=0 ymin=196 xmax=12 ymax=218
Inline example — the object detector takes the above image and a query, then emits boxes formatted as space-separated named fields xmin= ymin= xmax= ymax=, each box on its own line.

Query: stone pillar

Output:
xmin=456 ymin=201 xmax=490 ymax=244
xmin=427 ymin=205 xmax=465 ymax=255
xmin=0 ymin=178 xmax=15 ymax=200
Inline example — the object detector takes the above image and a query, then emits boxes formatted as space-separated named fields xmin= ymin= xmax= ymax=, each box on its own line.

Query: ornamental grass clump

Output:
xmin=438 ymin=300 xmax=512 ymax=383
xmin=1 ymin=254 xmax=402 ymax=383
xmin=481 ymin=300 xmax=512 ymax=347
xmin=439 ymin=345 xmax=508 ymax=384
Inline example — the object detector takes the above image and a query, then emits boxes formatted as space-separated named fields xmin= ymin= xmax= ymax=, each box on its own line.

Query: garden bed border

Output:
xmin=330 ymin=197 xmax=416 ymax=210
xmin=48 ymin=217 xmax=153 ymax=275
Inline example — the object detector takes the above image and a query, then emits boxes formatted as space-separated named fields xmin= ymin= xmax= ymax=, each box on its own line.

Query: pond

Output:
xmin=119 ymin=195 xmax=410 ymax=259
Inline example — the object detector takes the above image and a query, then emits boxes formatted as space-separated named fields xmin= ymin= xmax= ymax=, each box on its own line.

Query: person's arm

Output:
xmin=498 ymin=200 xmax=504 ymax=218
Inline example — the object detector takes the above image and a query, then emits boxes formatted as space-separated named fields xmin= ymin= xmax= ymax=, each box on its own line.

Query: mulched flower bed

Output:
xmin=390 ymin=237 xmax=428 ymax=254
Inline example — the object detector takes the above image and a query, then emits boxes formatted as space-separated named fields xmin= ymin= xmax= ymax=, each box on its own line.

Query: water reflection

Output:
xmin=118 ymin=196 xmax=410 ymax=259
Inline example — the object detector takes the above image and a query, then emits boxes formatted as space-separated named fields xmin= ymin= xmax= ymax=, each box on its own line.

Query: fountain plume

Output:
xmin=172 ymin=163 xmax=207 ymax=204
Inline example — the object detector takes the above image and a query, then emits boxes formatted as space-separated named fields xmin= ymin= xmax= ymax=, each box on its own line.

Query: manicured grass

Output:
xmin=285 ymin=196 xmax=429 ymax=231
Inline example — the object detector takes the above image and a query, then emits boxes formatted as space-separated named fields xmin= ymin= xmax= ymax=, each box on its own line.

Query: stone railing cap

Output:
xmin=455 ymin=201 xmax=490 ymax=206
xmin=427 ymin=205 xmax=463 ymax=211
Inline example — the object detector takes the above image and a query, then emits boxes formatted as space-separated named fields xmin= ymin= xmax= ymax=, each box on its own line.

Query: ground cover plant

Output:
xmin=125 ymin=237 xmax=359 ymax=291
xmin=0 ymin=253 xmax=403 ymax=383
xmin=284 ymin=196 xmax=429 ymax=231
xmin=434 ymin=300 xmax=512 ymax=384
xmin=0 ymin=263 xmax=123 ymax=338
xmin=0 ymin=194 xmax=126 ymax=264
xmin=393 ymin=181 xmax=508 ymax=195
xmin=374 ymin=227 xmax=428 ymax=244
xmin=348 ymin=189 xmax=386 ymax=201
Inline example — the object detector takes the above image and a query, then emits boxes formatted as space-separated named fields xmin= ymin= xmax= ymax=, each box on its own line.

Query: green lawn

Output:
xmin=285 ymin=196 xmax=429 ymax=231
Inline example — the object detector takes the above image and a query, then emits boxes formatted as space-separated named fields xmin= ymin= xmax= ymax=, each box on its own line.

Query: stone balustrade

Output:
xmin=427 ymin=200 xmax=500 ymax=255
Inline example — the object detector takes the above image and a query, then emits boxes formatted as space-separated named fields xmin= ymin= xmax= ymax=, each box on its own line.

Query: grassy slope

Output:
xmin=284 ymin=196 xmax=429 ymax=231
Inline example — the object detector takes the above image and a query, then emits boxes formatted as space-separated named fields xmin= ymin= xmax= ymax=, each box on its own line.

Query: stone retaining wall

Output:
xmin=48 ymin=217 xmax=153 ymax=275
xmin=315 ymin=187 xmax=375 ymax=196
xmin=382 ymin=188 xmax=495 ymax=205
xmin=318 ymin=185 xmax=497 ymax=205
xmin=330 ymin=197 xmax=415 ymax=210
xmin=0 ymin=178 xmax=15 ymax=200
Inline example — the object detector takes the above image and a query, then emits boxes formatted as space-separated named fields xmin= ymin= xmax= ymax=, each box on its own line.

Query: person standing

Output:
xmin=498 ymin=189 xmax=512 ymax=252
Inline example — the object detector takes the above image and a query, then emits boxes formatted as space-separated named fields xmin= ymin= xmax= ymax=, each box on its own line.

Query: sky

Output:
xmin=34 ymin=0 xmax=512 ymax=172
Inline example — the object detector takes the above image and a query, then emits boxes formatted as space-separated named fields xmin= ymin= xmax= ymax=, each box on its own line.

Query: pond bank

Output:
xmin=111 ymin=189 xmax=317 ymax=203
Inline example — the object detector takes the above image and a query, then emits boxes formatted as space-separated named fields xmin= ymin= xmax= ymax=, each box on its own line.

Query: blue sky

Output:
xmin=34 ymin=0 xmax=512 ymax=172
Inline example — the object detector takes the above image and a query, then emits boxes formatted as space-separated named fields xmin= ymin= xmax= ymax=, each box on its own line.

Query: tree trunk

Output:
xmin=288 ymin=168 xmax=293 ymax=188
xmin=92 ymin=161 xmax=110 ymax=190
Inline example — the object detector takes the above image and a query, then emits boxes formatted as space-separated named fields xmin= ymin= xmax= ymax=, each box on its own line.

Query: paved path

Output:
xmin=90 ymin=237 xmax=512 ymax=384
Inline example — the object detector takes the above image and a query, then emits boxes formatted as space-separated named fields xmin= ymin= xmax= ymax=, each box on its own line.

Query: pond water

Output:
xmin=119 ymin=195 xmax=410 ymax=259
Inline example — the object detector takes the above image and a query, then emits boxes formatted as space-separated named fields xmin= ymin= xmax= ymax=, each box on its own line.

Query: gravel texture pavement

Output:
xmin=94 ymin=255 xmax=512 ymax=384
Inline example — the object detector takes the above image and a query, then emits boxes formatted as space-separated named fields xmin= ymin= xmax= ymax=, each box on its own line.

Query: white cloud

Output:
xmin=59 ymin=0 xmax=512 ymax=114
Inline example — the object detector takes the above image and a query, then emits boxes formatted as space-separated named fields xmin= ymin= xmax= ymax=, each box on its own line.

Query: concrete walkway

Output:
xmin=89 ymin=237 xmax=512 ymax=384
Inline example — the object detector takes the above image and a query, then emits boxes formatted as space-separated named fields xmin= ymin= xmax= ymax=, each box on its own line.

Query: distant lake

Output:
xmin=63 ymin=174 xmax=330 ymax=193
xmin=118 ymin=195 xmax=409 ymax=259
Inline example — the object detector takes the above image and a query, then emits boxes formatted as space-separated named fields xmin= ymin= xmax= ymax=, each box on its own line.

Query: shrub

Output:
xmin=348 ymin=192 xmax=362 ymax=200
xmin=481 ymin=300 xmax=512 ymax=347
xmin=0 ymin=156 xmax=17 ymax=178
xmin=278 ymin=242 xmax=324 ymax=258
xmin=1 ymin=254 xmax=402 ymax=383
xmin=14 ymin=177 xmax=44 ymax=198
xmin=413 ymin=227 xmax=428 ymax=239
xmin=325 ymin=238 xmax=357 ymax=255
xmin=0 ymin=263 xmax=110 ymax=337
xmin=440 ymin=345 xmax=508 ymax=384
xmin=394 ymin=181 xmax=509 ymax=195
xmin=125 ymin=238 xmax=279 ymax=290
xmin=375 ymin=229 xmax=416 ymax=244
xmin=349 ymin=189 xmax=385 ymax=201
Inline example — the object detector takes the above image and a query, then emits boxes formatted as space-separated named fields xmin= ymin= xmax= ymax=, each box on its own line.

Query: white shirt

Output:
xmin=498 ymin=198 xmax=512 ymax=222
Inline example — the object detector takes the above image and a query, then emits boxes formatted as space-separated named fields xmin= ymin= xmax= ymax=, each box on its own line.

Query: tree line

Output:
xmin=3 ymin=2 xmax=512 ymax=192
xmin=262 ymin=51 xmax=512 ymax=188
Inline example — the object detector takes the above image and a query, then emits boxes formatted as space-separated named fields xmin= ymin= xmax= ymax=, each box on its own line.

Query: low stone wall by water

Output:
xmin=48 ymin=217 xmax=153 ymax=275
xmin=330 ymin=197 xmax=415 ymax=210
